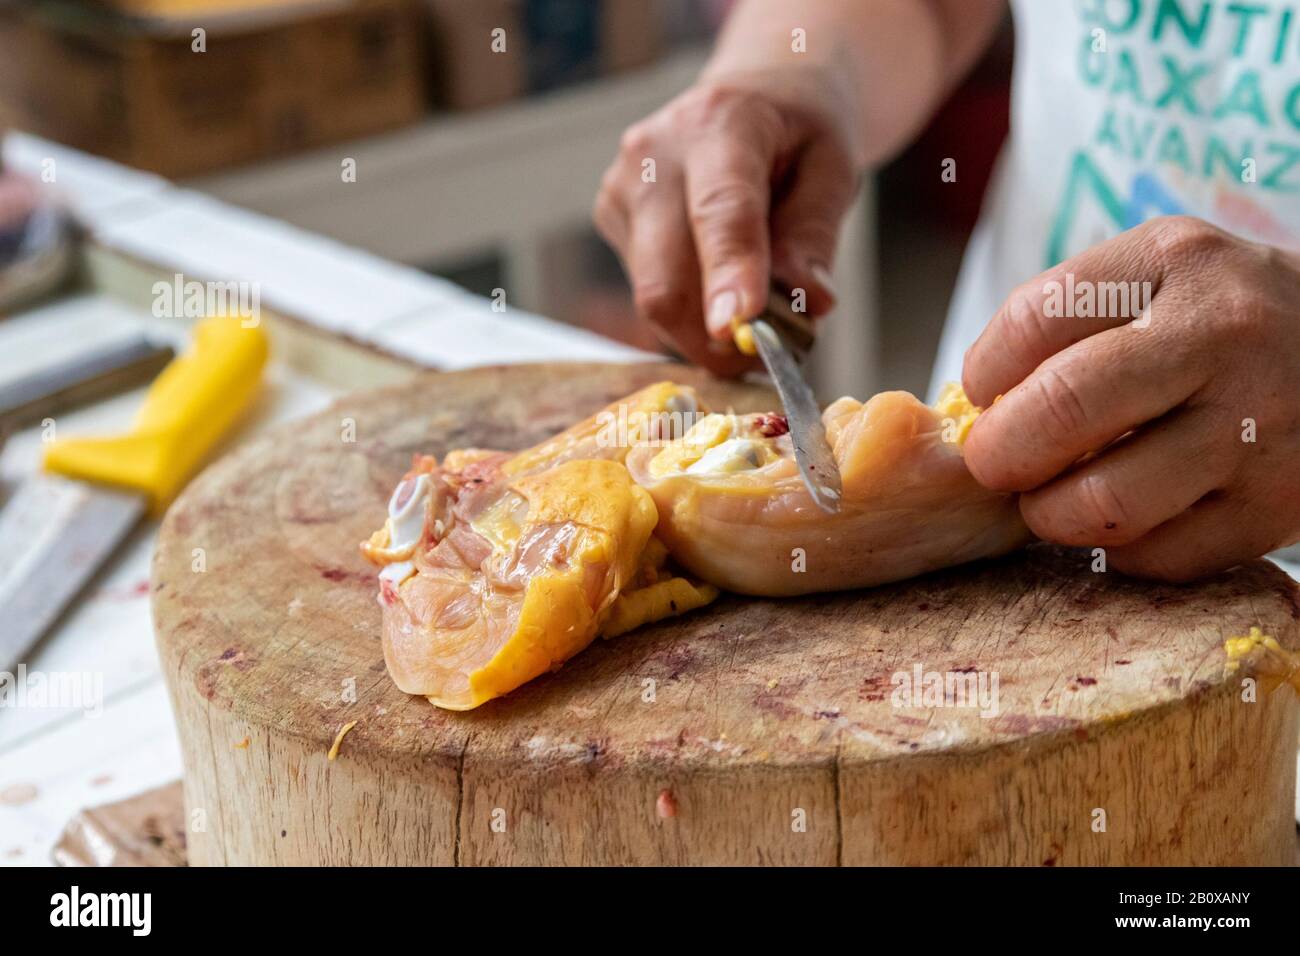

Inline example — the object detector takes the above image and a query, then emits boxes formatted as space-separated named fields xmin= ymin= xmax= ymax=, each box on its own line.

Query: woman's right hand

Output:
xmin=593 ymin=63 xmax=863 ymax=375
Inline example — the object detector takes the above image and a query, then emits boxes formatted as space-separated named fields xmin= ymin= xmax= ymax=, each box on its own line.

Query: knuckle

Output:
xmin=689 ymin=183 xmax=765 ymax=261
xmin=999 ymin=285 xmax=1055 ymax=368
xmin=776 ymin=212 xmax=839 ymax=251
xmin=1217 ymin=289 xmax=1265 ymax=341
xmin=1147 ymin=215 xmax=1224 ymax=261
xmin=619 ymin=122 xmax=655 ymax=158
xmin=1211 ymin=272 xmax=1277 ymax=344
xmin=1031 ymin=365 xmax=1093 ymax=449
xmin=591 ymin=192 xmax=624 ymax=245
xmin=592 ymin=184 xmax=616 ymax=222
xmin=678 ymin=83 xmax=782 ymax=149
xmin=1260 ymin=242 xmax=1300 ymax=286
xmin=1021 ymin=475 xmax=1137 ymax=545
xmin=771 ymin=228 xmax=835 ymax=270
xmin=632 ymin=280 xmax=687 ymax=321
xmin=598 ymin=164 xmax=623 ymax=197
xmin=691 ymin=180 xmax=765 ymax=223
xmin=684 ymin=82 xmax=744 ymax=121
xmin=1072 ymin=474 xmax=1136 ymax=541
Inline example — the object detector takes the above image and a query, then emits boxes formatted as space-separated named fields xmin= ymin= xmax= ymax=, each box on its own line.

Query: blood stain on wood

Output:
xmin=218 ymin=647 xmax=256 ymax=672
xmin=316 ymin=565 xmax=372 ymax=586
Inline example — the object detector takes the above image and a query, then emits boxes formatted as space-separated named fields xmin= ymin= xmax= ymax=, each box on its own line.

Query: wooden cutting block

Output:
xmin=152 ymin=362 xmax=1300 ymax=866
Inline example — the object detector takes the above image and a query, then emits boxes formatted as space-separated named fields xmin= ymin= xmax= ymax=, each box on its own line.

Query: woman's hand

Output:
xmin=593 ymin=0 xmax=1003 ymax=373
xmin=593 ymin=63 xmax=861 ymax=374
xmin=962 ymin=216 xmax=1300 ymax=581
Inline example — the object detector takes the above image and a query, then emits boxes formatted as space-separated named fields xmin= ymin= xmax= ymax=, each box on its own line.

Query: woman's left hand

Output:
xmin=961 ymin=215 xmax=1300 ymax=581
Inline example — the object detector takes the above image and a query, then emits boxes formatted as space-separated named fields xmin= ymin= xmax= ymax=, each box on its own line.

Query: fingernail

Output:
xmin=707 ymin=289 xmax=738 ymax=337
xmin=810 ymin=263 xmax=837 ymax=299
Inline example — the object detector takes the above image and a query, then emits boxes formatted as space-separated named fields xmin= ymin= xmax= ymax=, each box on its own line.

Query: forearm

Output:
xmin=702 ymin=0 xmax=1006 ymax=167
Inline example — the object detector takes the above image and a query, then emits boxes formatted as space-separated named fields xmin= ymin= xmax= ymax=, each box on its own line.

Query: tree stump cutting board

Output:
xmin=152 ymin=363 xmax=1300 ymax=866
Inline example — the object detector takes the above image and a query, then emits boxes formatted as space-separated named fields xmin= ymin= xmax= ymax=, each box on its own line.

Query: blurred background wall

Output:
xmin=0 ymin=0 xmax=1013 ymax=396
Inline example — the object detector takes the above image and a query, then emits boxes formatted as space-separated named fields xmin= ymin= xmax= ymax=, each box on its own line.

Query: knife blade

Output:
xmin=0 ymin=315 xmax=267 ymax=671
xmin=0 ymin=475 xmax=144 ymax=673
xmin=748 ymin=311 xmax=842 ymax=514
xmin=0 ymin=333 xmax=175 ymax=444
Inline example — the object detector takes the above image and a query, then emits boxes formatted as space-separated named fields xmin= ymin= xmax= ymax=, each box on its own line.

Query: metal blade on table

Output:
xmin=0 ymin=474 xmax=145 ymax=672
xmin=748 ymin=317 xmax=842 ymax=513
xmin=0 ymin=333 xmax=175 ymax=443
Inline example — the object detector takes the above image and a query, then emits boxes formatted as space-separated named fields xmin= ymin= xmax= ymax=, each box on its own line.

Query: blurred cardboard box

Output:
xmin=88 ymin=0 xmax=319 ymax=14
xmin=83 ymin=0 xmax=320 ymax=15
xmin=0 ymin=0 xmax=427 ymax=178
xmin=425 ymin=0 xmax=663 ymax=111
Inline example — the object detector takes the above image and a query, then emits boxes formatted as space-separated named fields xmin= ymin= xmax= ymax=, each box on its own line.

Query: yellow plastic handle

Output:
xmin=44 ymin=316 xmax=269 ymax=515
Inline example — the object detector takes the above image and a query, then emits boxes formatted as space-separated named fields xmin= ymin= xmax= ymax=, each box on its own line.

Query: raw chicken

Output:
xmin=359 ymin=383 xmax=718 ymax=710
xmin=624 ymin=385 xmax=1031 ymax=596
xmin=360 ymin=380 xmax=1029 ymax=709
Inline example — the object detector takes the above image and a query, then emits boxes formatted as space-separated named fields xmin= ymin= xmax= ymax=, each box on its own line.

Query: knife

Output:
xmin=738 ymin=291 xmax=842 ymax=514
xmin=0 ymin=315 xmax=268 ymax=673
xmin=0 ymin=333 xmax=176 ymax=445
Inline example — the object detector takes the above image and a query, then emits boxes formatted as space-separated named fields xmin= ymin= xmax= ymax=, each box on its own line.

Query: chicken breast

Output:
xmin=624 ymin=385 xmax=1032 ymax=596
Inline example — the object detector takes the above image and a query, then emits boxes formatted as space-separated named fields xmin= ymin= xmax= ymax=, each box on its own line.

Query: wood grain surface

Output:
xmin=152 ymin=362 xmax=1300 ymax=866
